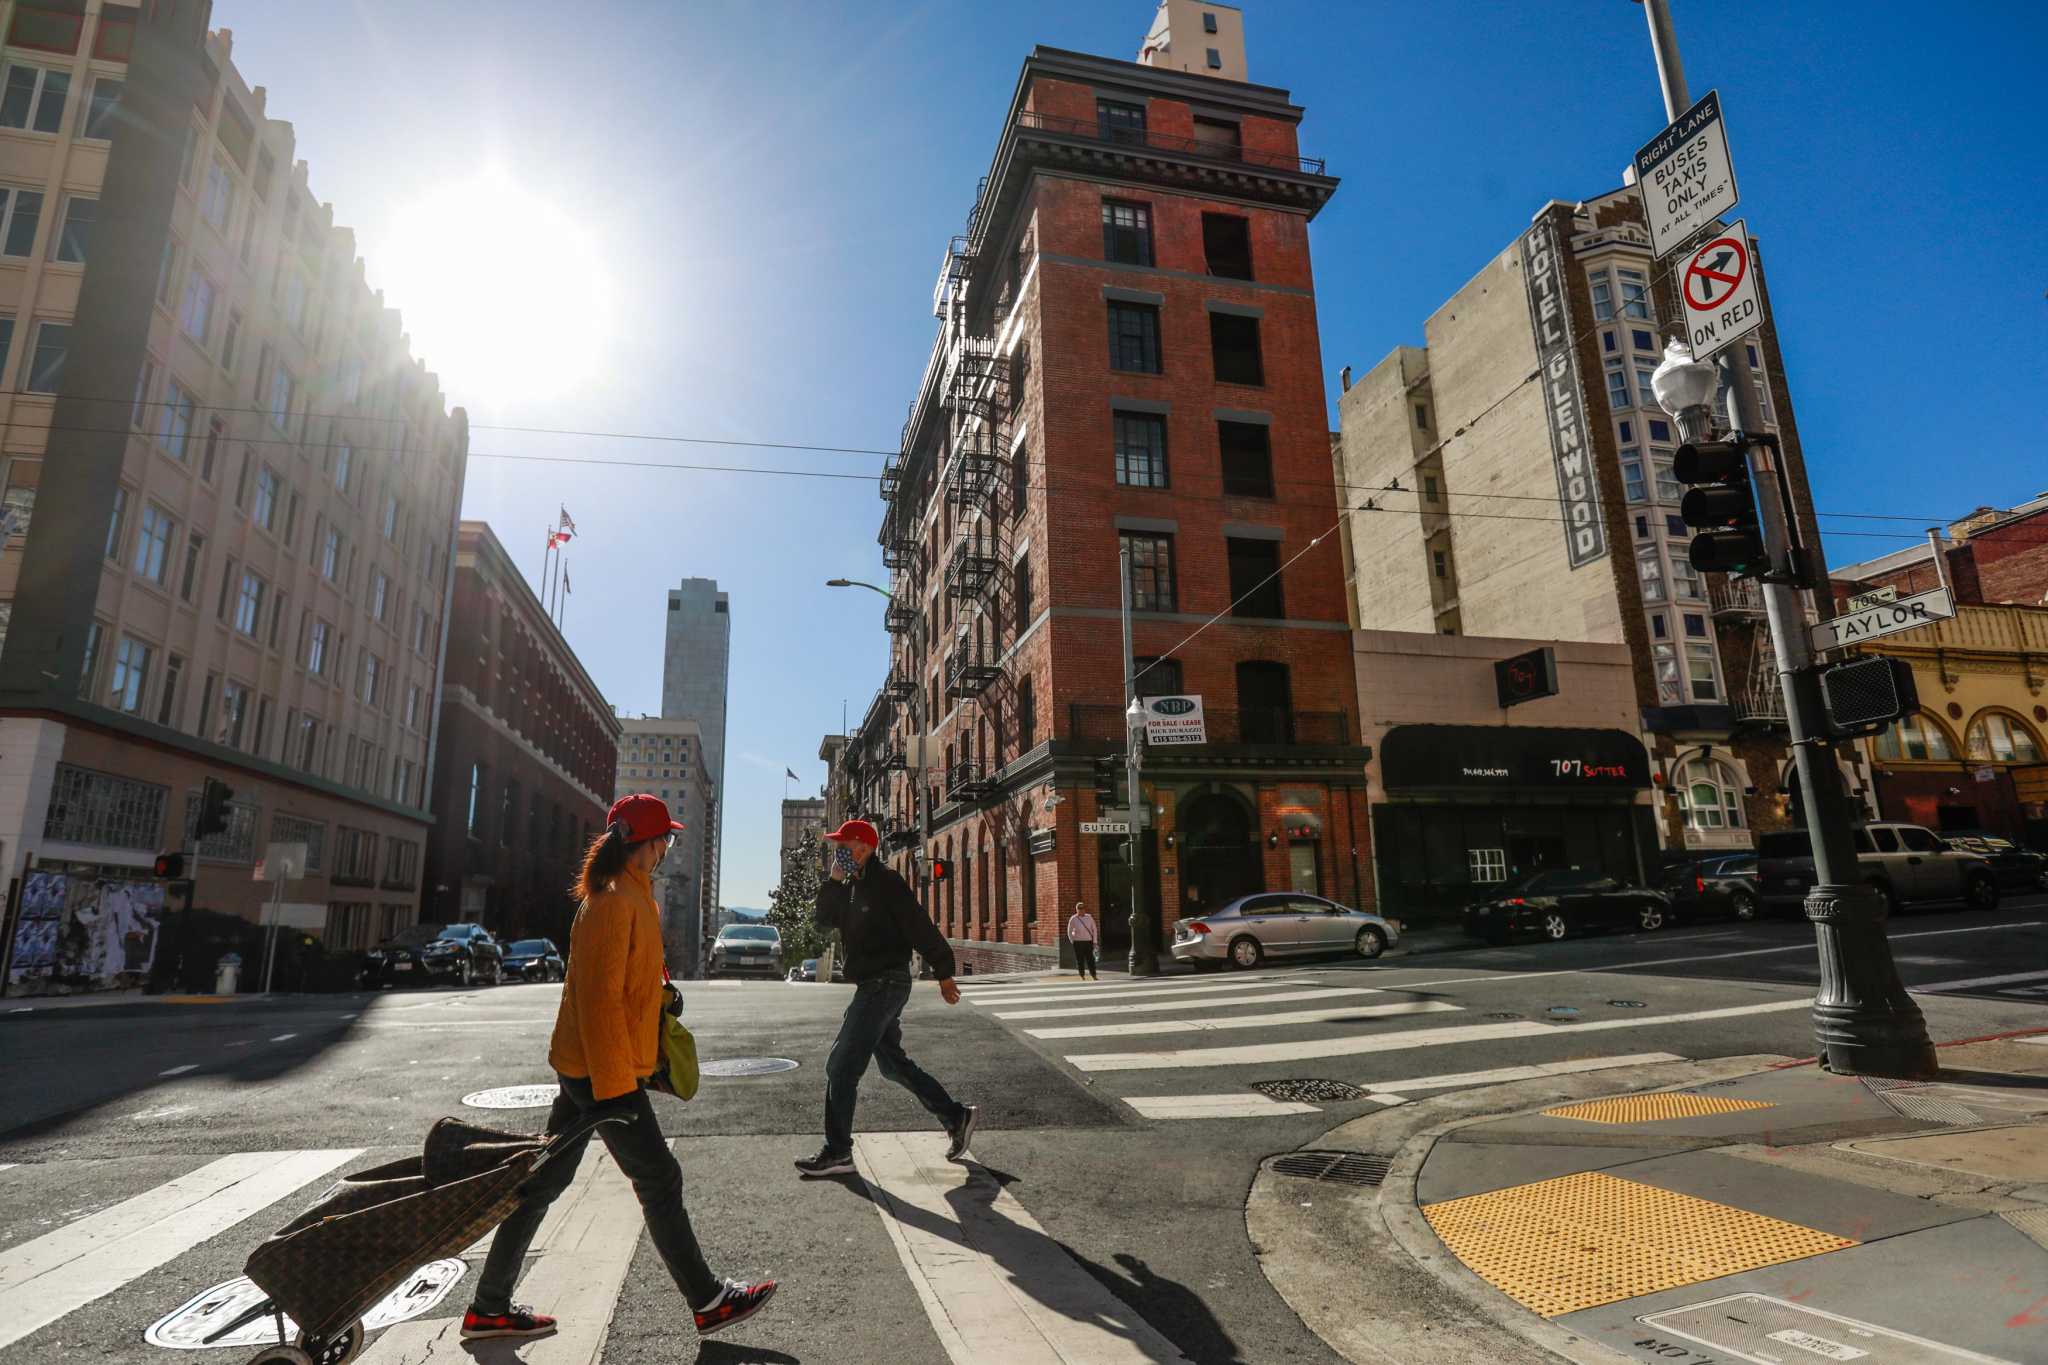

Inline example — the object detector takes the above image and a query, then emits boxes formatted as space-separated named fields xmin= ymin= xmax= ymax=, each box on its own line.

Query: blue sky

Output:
xmin=212 ymin=1 xmax=2047 ymax=908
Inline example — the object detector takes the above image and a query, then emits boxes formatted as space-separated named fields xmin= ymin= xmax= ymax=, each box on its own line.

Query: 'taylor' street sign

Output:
xmin=1633 ymin=89 xmax=1738 ymax=258
xmin=1810 ymin=586 xmax=1955 ymax=652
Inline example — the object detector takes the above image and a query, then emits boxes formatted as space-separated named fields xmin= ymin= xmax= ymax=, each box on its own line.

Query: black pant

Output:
xmin=1074 ymin=942 xmax=1099 ymax=979
xmin=824 ymin=972 xmax=963 ymax=1156
xmin=475 ymin=1073 xmax=720 ymax=1312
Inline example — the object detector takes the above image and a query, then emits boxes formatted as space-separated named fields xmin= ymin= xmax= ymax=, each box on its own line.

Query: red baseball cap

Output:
xmin=822 ymin=819 xmax=879 ymax=850
xmin=608 ymin=793 xmax=685 ymax=843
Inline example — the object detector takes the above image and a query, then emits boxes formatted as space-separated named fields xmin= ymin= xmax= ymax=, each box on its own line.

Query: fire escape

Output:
xmin=1711 ymin=577 xmax=1788 ymax=726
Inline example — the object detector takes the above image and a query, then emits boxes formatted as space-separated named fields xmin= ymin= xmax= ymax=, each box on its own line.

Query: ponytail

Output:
xmin=573 ymin=822 xmax=633 ymax=901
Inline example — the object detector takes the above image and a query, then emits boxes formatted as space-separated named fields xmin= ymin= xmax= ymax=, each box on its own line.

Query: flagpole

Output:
xmin=556 ymin=560 xmax=567 ymax=630
xmin=547 ymin=536 xmax=562 ymax=615
xmin=541 ymin=530 xmax=556 ymax=612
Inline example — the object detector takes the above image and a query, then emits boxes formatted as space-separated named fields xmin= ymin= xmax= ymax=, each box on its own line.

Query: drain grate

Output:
xmin=1266 ymin=1150 xmax=1390 ymax=1187
xmin=1250 ymin=1078 xmax=1367 ymax=1104
xmin=1485 ymin=1012 xmax=1523 ymax=1021
xmin=1606 ymin=1000 xmax=1647 ymax=1009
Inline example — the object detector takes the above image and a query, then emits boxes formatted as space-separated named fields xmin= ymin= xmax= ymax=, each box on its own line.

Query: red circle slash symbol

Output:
xmin=1684 ymin=235 xmax=1748 ymax=311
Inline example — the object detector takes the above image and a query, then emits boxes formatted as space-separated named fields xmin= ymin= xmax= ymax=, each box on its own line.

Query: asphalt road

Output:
xmin=2 ymin=895 xmax=2043 ymax=1365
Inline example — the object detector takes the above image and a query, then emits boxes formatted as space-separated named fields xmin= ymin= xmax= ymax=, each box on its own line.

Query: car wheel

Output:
xmin=1637 ymin=904 xmax=1666 ymax=932
xmin=1354 ymin=927 xmax=1386 ymax=959
xmin=1729 ymin=890 xmax=1759 ymax=922
xmin=1541 ymin=911 xmax=1570 ymax=941
xmin=1966 ymin=872 xmax=2000 ymax=912
xmin=1867 ymin=879 xmax=1901 ymax=917
xmin=1229 ymin=935 xmax=1264 ymax=970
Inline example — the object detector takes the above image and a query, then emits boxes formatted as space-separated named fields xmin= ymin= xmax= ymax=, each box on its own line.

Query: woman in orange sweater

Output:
xmin=463 ymin=794 xmax=776 ymax=1342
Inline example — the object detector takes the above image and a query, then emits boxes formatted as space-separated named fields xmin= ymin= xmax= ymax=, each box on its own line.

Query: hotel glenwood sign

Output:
xmin=1519 ymin=216 xmax=1606 ymax=570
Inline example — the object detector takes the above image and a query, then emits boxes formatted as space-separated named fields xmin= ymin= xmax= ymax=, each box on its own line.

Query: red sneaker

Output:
xmin=460 ymin=1304 xmax=557 ymax=1340
xmin=694 ymin=1279 xmax=777 ymax=1336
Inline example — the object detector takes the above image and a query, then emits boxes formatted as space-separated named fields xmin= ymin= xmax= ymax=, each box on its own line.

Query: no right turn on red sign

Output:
xmin=1679 ymin=220 xmax=1763 ymax=366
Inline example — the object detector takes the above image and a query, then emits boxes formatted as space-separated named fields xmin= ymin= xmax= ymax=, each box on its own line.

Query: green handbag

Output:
xmin=649 ymin=972 xmax=700 ymax=1100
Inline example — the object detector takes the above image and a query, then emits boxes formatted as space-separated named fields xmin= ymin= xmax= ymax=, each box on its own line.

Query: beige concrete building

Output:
xmin=1136 ymin=0 xmax=1247 ymax=83
xmin=779 ymin=796 xmax=825 ymax=866
xmin=0 ymin=6 xmax=466 ymax=994
xmin=613 ymin=715 xmax=713 ymax=973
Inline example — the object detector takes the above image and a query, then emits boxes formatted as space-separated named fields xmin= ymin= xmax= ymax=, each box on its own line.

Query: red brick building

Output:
xmin=1830 ymin=491 xmax=2048 ymax=610
xmin=421 ymin=523 xmax=619 ymax=943
xmin=853 ymin=31 xmax=1368 ymax=972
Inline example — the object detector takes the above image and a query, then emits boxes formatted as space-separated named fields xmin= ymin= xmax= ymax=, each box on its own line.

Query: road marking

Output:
xmin=1909 ymin=969 xmax=2048 ymax=993
xmin=993 ymin=984 xmax=1387 ymax=1020
xmin=158 ymin=1064 xmax=198 ymax=1077
xmin=854 ymin=1131 xmax=1193 ymax=1363
xmin=967 ymin=977 xmax=1291 ymax=1007
xmin=1122 ymin=1093 xmax=1322 ymax=1119
xmin=1362 ymin=1052 xmax=1687 ymax=1099
xmin=359 ymin=1145 xmax=654 ymax=1364
xmin=0 ymin=1165 xmax=15 ymax=1174
xmin=1065 ymin=997 xmax=1812 ymax=1072
xmin=0 ymin=1148 xmax=360 ymax=1351
xmin=1023 ymin=999 xmax=1460 ymax=1040
xmin=269 ymin=1033 xmax=297 ymax=1042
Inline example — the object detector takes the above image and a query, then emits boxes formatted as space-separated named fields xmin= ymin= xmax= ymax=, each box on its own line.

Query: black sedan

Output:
xmin=1463 ymin=869 xmax=1670 ymax=944
xmin=1658 ymin=853 xmax=1760 ymax=923
xmin=367 ymin=922 xmax=504 ymax=987
xmin=501 ymin=938 xmax=565 ymax=982
xmin=1941 ymin=831 xmax=2048 ymax=893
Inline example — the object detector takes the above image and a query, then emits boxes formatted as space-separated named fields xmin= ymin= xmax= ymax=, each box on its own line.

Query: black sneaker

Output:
xmin=695 ymin=1278 xmax=777 ymax=1336
xmin=794 ymin=1149 xmax=855 ymax=1178
xmin=945 ymin=1103 xmax=979 ymax=1161
xmin=460 ymin=1304 xmax=557 ymax=1340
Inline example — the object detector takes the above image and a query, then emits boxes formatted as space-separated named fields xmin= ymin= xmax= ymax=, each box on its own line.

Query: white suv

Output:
xmin=1757 ymin=822 xmax=1999 ymax=917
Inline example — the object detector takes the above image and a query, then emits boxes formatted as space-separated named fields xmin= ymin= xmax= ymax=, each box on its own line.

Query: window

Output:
xmin=1228 ymin=537 xmax=1284 ymax=617
xmin=284 ymin=271 xmax=307 ymax=334
xmin=307 ymin=618 xmax=329 ymax=675
xmin=272 ymin=814 xmax=326 ymax=873
xmin=1422 ymin=474 xmax=1441 ymax=503
xmin=218 ymin=679 xmax=250 ymax=747
xmin=290 ymin=713 xmax=318 ymax=770
xmin=1672 ymin=558 xmax=1703 ymax=601
xmin=42 ymin=763 xmax=166 ymax=851
xmin=2 ymin=460 xmax=33 ymax=535
xmin=178 ymin=270 xmax=214 ymax=343
xmin=404 ymin=683 xmax=421 ymax=729
xmin=371 ymin=569 xmax=388 ymax=621
xmin=108 ymin=635 xmax=152 ymax=713
xmin=1603 ymin=330 xmax=1618 ymax=354
xmin=221 ymin=310 xmax=242 ymax=373
xmin=341 ymin=356 xmax=362 ymax=405
xmin=1191 ymin=116 xmax=1241 ymax=159
xmin=1107 ymin=301 xmax=1161 ymax=373
xmin=82 ymin=75 xmax=120 ymax=138
xmin=1649 ymin=418 xmax=1671 ymax=442
xmin=52 ymin=195 xmax=91 ymax=263
xmin=179 ymin=531 xmax=204 ymax=602
xmin=1235 ymin=660 xmax=1293 ymax=743
xmin=320 ymin=525 xmax=340 ymax=580
xmin=1965 ymin=713 xmax=2042 ymax=764
xmin=1665 ymin=513 xmax=1687 ymax=536
xmin=1649 ymin=612 xmax=1668 ymax=639
xmin=1113 ymin=411 xmax=1168 ymax=487
xmin=1134 ymin=656 xmax=1183 ymax=697
xmin=1618 ymin=269 xmax=1650 ymax=318
xmin=76 ymin=619 xmax=103 ymax=698
xmin=103 ymin=486 xmax=126 ymax=560
xmin=268 ymin=590 xmax=286 ymax=648
xmin=1017 ymin=673 xmax=1035 ymax=750
xmin=1683 ymin=612 xmax=1708 ymax=638
xmin=157 ymin=654 xmax=182 ymax=727
xmin=1605 ymin=363 xmax=1630 ymax=412
xmin=133 ymin=504 xmax=173 ymax=584
xmin=284 ymin=491 xmax=301 ymax=547
xmin=1632 ymin=328 xmax=1656 ymax=352
xmin=1202 ymin=213 xmax=1253 ymax=280
xmin=411 ymin=604 xmax=429 ymax=653
xmin=267 ymin=362 xmax=294 ymax=427
xmin=1121 ymin=531 xmax=1176 ymax=611
xmin=252 ymin=466 xmax=278 ymax=530
xmin=201 ymin=161 xmax=232 ymax=232
xmin=1010 ymin=443 xmax=1028 ymax=521
xmin=1652 ymin=454 xmax=1679 ymax=503
xmin=1101 ymin=200 xmax=1152 ymax=266
xmin=1432 ymin=547 xmax=1448 ymax=579
xmin=381 ymin=492 xmax=398 ymax=539
xmin=1203 ymin=10 xmax=1219 ymax=31
xmin=1209 ymin=312 xmax=1263 ymax=385
xmin=360 ymin=653 xmax=381 ymax=706
xmin=1636 ymin=363 xmax=1658 ymax=406
xmin=1469 ymin=848 xmax=1507 ymax=884
xmin=1590 ymin=276 xmax=1614 ymax=321
xmin=0 ymin=64 xmax=67 ymax=133
xmin=24 ymin=320 xmax=66 ymax=392
xmin=1874 ymin=714 xmax=1953 ymax=762
xmin=1637 ymin=546 xmax=1665 ymax=602
xmin=333 ymin=443 xmax=352 ymax=494
xmin=156 ymin=238 xmax=177 ymax=304
xmin=234 ymin=570 xmax=264 ymax=636
xmin=1097 ymin=98 xmax=1146 ymax=144
xmin=1198 ymin=419 xmax=1272 ymax=499
xmin=1685 ymin=642 xmax=1719 ymax=700
xmin=1679 ymin=758 xmax=1744 ymax=831
xmin=157 ymin=379 xmax=194 ymax=457
xmin=1622 ymin=456 xmax=1646 ymax=504
xmin=1206 ymin=47 xmax=1222 ymax=69
xmin=1013 ymin=556 xmax=1033 ymax=635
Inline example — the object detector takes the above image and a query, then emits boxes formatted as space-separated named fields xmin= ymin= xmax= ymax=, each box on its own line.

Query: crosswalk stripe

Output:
xmin=0 ymin=1147 xmax=360 ymax=1352
xmin=993 ymin=984 xmax=1387 ymax=1020
xmin=968 ymin=978 xmax=1291 ymax=1007
xmin=358 ymin=1144 xmax=655 ymax=1364
xmin=1360 ymin=1052 xmax=1687 ymax=1098
xmin=854 ymin=1131 xmax=1192 ymax=1363
xmin=1122 ymin=1094 xmax=1322 ymax=1119
xmin=1022 ymin=999 xmax=1460 ymax=1040
xmin=1064 ymin=997 xmax=1812 ymax=1072
xmin=1910 ymin=969 xmax=2048 ymax=993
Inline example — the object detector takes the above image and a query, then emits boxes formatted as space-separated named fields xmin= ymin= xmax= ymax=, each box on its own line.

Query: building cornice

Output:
xmin=445 ymin=685 xmax=608 ymax=808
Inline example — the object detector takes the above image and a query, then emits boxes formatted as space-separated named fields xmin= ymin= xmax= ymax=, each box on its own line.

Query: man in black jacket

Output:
xmin=795 ymin=819 xmax=977 ymax=1177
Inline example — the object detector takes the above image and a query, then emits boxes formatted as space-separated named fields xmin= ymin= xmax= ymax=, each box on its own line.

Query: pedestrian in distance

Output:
xmin=795 ymin=819 xmax=978 ymax=1177
xmin=1066 ymin=901 xmax=1101 ymax=980
xmin=462 ymin=794 xmax=776 ymax=1342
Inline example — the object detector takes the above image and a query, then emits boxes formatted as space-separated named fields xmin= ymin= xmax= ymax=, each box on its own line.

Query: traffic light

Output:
xmin=1091 ymin=756 xmax=1119 ymax=807
xmin=196 ymin=777 xmax=234 ymax=840
xmin=929 ymin=858 xmax=952 ymax=883
xmin=152 ymin=851 xmax=184 ymax=878
xmin=1674 ymin=437 xmax=1766 ymax=577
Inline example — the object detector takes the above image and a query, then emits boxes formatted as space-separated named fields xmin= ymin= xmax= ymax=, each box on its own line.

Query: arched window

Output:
xmin=1678 ymin=758 xmax=1745 ymax=831
xmin=1873 ymin=712 xmax=1956 ymax=762
xmin=1965 ymin=712 xmax=2042 ymax=764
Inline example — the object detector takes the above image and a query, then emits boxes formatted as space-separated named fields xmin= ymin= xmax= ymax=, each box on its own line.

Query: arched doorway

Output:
xmin=1178 ymin=787 xmax=1262 ymax=918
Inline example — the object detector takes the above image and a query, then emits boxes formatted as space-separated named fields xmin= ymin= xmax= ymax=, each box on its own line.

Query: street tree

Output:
xmin=766 ymin=849 xmax=830 ymax=968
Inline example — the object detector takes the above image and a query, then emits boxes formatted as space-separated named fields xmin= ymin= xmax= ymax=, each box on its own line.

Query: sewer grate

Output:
xmin=699 ymin=1057 xmax=801 ymax=1078
xmin=1485 ymin=1012 xmax=1523 ymax=1020
xmin=1266 ymin=1150 xmax=1390 ymax=1187
xmin=1249 ymin=1078 xmax=1368 ymax=1104
xmin=1607 ymin=1000 xmax=1647 ymax=1009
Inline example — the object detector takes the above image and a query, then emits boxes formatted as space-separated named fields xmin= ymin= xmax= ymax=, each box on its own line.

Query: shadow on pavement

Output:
xmin=695 ymin=1344 xmax=799 ymax=1364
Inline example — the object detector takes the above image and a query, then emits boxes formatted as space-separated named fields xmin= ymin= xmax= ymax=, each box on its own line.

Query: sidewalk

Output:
xmin=1253 ymin=1029 xmax=2048 ymax=1363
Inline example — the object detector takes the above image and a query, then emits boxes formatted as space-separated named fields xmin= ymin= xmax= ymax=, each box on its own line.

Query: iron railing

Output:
xmin=1014 ymin=109 xmax=1327 ymax=176
xmin=946 ymin=530 xmax=1000 ymax=600
xmin=1066 ymin=704 xmax=1350 ymax=747
xmin=1708 ymin=577 xmax=1767 ymax=618
xmin=883 ymin=602 xmax=919 ymax=635
xmin=946 ymin=760 xmax=993 ymax=801
xmin=945 ymin=639 xmax=1002 ymax=698
xmin=883 ymin=672 xmax=916 ymax=703
xmin=879 ymin=450 xmax=907 ymax=503
xmin=946 ymin=438 xmax=1001 ymax=514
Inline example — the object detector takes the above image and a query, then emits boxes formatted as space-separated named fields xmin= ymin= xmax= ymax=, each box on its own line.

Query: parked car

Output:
xmin=708 ymin=924 xmax=783 ymax=978
xmin=1171 ymin=893 xmax=1402 ymax=970
xmin=366 ymin=922 xmax=504 ymax=988
xmin=789 ymin=957 xmax=848 ymax=983
xmin=1757 ymin=822 xmax=1999 ymax=917
xmin=1939 ymin=830 xmax=2048 ymax=893
xmin=501 ymin=938 xmax=565 ymax=982
xmin=1658 ymin=853 xmax=1761 ymax=923
xmin=1463 ymin=869 xmax=1671 ymax=944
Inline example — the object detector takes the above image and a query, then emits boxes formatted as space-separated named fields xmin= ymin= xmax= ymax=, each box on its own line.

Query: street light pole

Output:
xmin=1639 ymin=0 xmax=1934 ymax=1078
xmin=1119 ymin=547 xmax=1158 ymax=976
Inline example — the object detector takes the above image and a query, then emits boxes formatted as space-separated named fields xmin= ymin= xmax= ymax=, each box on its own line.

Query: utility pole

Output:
xmin=1637 ymin=0 xmax=1934 ymax=1078
xmin=1119 ymin=547 xmax=1158 ymax=976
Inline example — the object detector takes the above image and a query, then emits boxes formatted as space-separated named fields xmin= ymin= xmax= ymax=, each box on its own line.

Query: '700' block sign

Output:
xmin=1810 ymin=586 xmax=1954 ymax=652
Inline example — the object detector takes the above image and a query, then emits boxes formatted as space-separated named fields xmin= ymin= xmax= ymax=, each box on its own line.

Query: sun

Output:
xmin=372 ymin=167 xmax=613 ymax=408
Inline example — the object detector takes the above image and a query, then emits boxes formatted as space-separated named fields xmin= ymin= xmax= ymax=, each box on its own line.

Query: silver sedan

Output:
xmin=1170 ymin=893 xmax=1402 ymax=970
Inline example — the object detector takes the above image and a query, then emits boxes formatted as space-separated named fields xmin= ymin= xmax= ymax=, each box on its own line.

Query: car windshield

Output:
xmin=508 ymin=940 xmax=549 ymax=955
xmin=440 ymin=924 xmax=482 ymax=940
xmin=1758 ymin=831 xmax=1813 ymax=860
xmin=1718 ymin=855 xmax=1757 ymax=875
xmin=720 ymin=926 xmax=778 ymax=942
xmin=390 ymin=923 xmax=448 ymax=946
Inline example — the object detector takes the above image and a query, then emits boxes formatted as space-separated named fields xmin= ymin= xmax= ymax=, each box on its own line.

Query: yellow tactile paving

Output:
xmin=1540 ymin=1092 xmax=1776 ymax=1125
xmin=1422 ymin=1171 xmax=1855 ymax=1318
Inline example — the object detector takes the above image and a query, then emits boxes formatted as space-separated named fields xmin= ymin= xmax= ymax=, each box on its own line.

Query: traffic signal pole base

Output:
xmin=1804 ymin=883 xmax=1938 ymax=1080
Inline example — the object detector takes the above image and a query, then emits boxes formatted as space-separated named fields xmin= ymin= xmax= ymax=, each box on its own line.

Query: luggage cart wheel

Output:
xmin=243 ymin=1347 xmax=315 ymax=1365
xmin=294 ymin=1321 xmax=364 ymax=1365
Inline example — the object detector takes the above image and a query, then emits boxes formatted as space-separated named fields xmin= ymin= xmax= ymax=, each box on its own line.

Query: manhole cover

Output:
xmin=1607 ymin=1000 xmax=1647 ymax=1009
xmin=700 ymin=1057 xmax=800 ymax=1078
xmin=1249 ymin=1078 xmax=1367 ymax=1104
xmin=1265 ymin=1150 xmax=1390 ymax=1187
xmin=461 ymin=1084 xmax=558 ymax=1110
xmin=1485 ymin=1012 xmax=1523 ymax=1020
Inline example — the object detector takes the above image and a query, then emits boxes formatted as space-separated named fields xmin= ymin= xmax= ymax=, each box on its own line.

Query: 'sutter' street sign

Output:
xmin=1633 ymin=89 xmax=1738 ymax=258
xmin=1810 ymin=586 xmax=1955 ymax=652
xmin=1679 ymin=221 xmax=1763 ymax=367
xmin=1080 ymin=821 xmax=1133 ymax=836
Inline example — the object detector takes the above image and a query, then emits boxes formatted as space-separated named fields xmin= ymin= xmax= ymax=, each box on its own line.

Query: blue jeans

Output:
xmin=824 ymin=972 xmax=963 ymax=1157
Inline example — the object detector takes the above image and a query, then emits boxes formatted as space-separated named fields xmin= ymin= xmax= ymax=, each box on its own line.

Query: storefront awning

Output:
xmin=1381 ymin=725 xmax=1651 ymax=794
